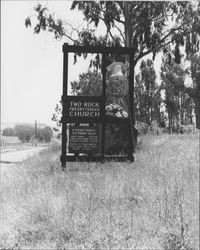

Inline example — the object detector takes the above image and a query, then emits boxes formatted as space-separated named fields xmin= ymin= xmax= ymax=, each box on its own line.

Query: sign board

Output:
xmin=61 ymin=45 xmax=135 ymax=167
xmin=65 ymin=96 xmax=103 ymax=123
xmin=69 ymin=125 xmax=101 ymax=154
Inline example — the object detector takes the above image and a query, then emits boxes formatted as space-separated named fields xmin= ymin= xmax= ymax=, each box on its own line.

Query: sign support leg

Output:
xmin=61 ymin=48 xmax=68 ymax=170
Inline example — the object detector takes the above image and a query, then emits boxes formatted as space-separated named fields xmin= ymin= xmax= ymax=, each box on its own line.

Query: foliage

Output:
xmin=37 ymin=126 xmax=53 ymax=143
xmin=26 ymin=1 xmax=200 ymax=134
xmin=135 ymin=59 xmax=161 ymax=125
xmin=189 ymin=53 xmax=200 ymax=129
xmin=26 ymin=2 xmax=200 ymax=64
xmin=15 ymin=125 xmax=35 ymax=143
xmin=11 ymin=125 xmax=53 ymax=143
xmin=51 ymin=100 xmax=62 ymax=134
xmin=160 ymin=55 xmax=195 ymax=133
xmin=2 ymin=127 xmax=16 ymax=137
xmin=71 ymin=71 xmax=102 ymax=96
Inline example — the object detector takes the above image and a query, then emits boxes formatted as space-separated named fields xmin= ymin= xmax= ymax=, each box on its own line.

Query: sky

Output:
xmin=1 ymin=0 xmax=164 ymax=127
xmin=1 ymin=1 xmax=88 ymax=126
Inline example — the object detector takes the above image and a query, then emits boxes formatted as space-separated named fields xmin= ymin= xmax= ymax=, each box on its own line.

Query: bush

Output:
xmin=135 ymin=122 xmax=148 ymax=134
xmin=2 ymin=127 xmax=16 ymax=136
xmin=37 ymin=126 xmax=53 ymax=143
xmin=149 ymin=120 xmax=164 ymax=135
xmin=15 ymin=125 xmax=34 ymax=143
xmin=181 ymin=125 xmax=195 ymax=134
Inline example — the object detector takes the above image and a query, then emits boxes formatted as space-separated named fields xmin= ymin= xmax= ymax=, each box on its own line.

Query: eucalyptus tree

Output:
xmin=26 ymin=1 xmax=200 ymax=130
xmin=140 ymin=59 xmax=157 ymax=125
xmin=160 ymin=54 xmax=196 ymax=133
xmin=26 ymin=1 xmax=200 ymax=67
xmin=188 ymin=54 xmax=200 ymax=129
xmin=135 ymin=59 xmax=161 ymax=125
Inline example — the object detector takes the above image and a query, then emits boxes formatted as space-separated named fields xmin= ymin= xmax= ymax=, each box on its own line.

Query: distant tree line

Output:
xmin=135 ymin=53 xmax=199 ymax=133
xmin=52 ymin=54 xmax=199 ymax=135
xmin=2 ymin=125 xmax=53 ymax=143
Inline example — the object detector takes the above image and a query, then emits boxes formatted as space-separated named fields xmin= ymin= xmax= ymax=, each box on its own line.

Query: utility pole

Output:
xmin=35 ymin=120 xmax=37 ymax=146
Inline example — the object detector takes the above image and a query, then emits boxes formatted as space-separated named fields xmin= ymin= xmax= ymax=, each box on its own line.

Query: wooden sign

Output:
xmin=69 ymin=125 xmax=100 ymax=154
xmin=64 ymin=96 xmax=103 ymax=123
xmin=61 ymin=45 xmax=135 ymax=167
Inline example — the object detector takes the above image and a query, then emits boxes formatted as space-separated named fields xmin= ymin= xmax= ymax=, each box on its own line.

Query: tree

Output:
xmin=135 ymin=59 xmax=162 ymax=126
xmin=26 ymin=1 xmax=200 ymax=132
xmin=160 ymin=54 xmax=195 ymax=133
xmin=41 ymin=126 xmax=53 ymax=143
xmin=189 ymin=53 xmax=200 ymax=129
xmin=52 ymin=100 xmax=62 ymax=134
xmin=140 ymin=59 xmax=156 ymax=125
xmin=26 ymin=2 xmax=200 ymax=66
xmin=15 ymin=125 xmax=34 ymax=143
xmin=71 ymin=71 xmax=102 ymax=96
xmin=34 ymin=126 xmax=53 ymax=143
xmin=2 ymin=127 xmax=16 ymax=137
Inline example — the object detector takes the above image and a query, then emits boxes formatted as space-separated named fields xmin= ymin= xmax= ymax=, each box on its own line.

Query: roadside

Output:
xmin=1 ymin=146 xmax=49 ymax=163
xmin=0 ymin=146 xmax=49 ymax=175
xmin=0 ymin=143 xmax=49 ymax=153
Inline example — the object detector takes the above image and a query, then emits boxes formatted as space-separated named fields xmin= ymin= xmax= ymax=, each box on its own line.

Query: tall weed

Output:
xmin=0 ymin=135 xmax=199 ymax=249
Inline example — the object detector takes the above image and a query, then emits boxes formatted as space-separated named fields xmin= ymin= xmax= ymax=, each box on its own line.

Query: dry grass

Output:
xmin=0 ymin=134 xmax=199 ymax=250
xmin=1 ymin=136 xmax=21 ymax=143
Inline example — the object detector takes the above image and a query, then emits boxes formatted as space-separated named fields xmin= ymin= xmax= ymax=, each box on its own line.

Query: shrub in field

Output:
xmin=181 ymin=124 xmax=195 ymax=134
xmin=36 ymin=126 xmax=53 ymax=143
xmin=2 ymin=127 xmax=16 ymax=136
xmin=15 ymin=124 xmax=35 ymax=143
xmin=135 ymin=122 xmax=149 ymax=134
xmin=162 ymin=233 xmax=196 ymax=250
xmin=149 ymin=120 xmax=164 ymax=135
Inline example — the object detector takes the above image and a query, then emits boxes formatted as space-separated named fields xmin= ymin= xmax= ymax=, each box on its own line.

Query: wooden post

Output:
xmin=61 ymin=46 xmax=68 ymax=170
xmin=101 ymin=53 xmax=106 ymax=162
xmin=128 ymin=52 xmax=135 ymax=161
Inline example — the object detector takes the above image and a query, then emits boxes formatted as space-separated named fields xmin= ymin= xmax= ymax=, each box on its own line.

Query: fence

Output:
xmin=0 ymin=141 xmax=22 ymax=149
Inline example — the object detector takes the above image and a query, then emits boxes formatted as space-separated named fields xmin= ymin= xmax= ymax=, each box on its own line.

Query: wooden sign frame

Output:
xmin=60 ymin=44 xmax=135 ymax=168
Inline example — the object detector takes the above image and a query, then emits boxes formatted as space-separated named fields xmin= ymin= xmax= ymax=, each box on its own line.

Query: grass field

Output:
xmin=1 ymin=136 xmax=21 ymax=143
xmin=0 ymin=133 xmax=199 ymax=250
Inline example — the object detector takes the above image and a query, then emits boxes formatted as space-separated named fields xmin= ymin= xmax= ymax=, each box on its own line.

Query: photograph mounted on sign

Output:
xmin=105 ymin=122 xmax=129 ymax=155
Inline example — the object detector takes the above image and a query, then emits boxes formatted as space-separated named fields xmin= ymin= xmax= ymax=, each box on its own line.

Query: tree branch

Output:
xmin=114 ymin=24 xmax=125 ymax=44
xmin=134 ymin=37 xmax=180 ymax=66
xmin=107 ymin=28 xmax=117 ymax=43
xmin=98 ymin=4 xmax=125 ymax=25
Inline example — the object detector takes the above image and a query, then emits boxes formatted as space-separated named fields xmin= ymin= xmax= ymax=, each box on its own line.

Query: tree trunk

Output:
xmin=194 ymin=72 xmax=200 ymax=129
xmin=194 ymin=97 xmax=200 ymax=129
xmin=168 ymin=112 xmax=173 ymax=134
xmin=191 ymin=56 xmax=200 ymax=129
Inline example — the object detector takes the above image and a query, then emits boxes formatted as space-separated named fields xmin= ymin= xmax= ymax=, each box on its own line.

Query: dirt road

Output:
xmin=0 ymin=146 xmax=48 ymax=174
xmin=1 ymin=146 xmax=48 ymax=163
